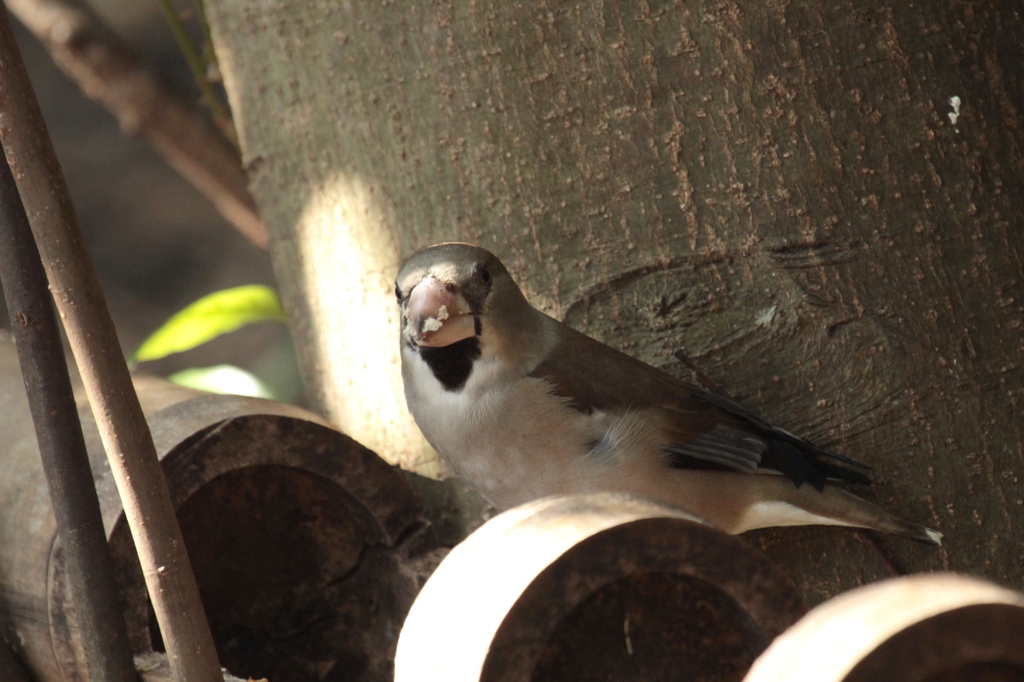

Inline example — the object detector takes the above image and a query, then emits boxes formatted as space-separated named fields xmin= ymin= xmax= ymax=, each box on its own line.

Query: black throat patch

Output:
xmin=418 ymin=336 xmax=481 ymax=391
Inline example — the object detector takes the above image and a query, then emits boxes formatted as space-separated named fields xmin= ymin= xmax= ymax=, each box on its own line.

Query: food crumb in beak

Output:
xmin=421 ymin=305 xmax=449 ymax=332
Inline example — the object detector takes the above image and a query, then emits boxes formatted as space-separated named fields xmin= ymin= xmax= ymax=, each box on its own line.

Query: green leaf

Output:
xmin=132 ymin=285 xmax=285 ymax=363
xmin=168 ymin=365 xmax=278 ymax=400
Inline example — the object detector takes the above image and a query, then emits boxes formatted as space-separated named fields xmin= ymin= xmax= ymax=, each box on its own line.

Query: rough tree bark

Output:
xmin=204 ymin=0 xmax=1024 ymax=598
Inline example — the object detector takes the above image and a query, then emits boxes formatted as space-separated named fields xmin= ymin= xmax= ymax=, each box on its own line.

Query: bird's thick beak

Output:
xmin=406 ymin=277 xmax=476 ymax=347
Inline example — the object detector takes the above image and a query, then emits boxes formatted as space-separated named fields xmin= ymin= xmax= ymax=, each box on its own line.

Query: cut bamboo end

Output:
xmin=396 ymin=492 xmax=806 ymax=682
xmin=743 ymin=573 xmax=1024 ymax=682
xmin=0 ymin=345 xmax=436 ymax=681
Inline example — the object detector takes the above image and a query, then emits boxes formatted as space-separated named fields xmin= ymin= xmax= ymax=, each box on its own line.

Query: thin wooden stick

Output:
xmin=0 ymin=115 xmax=137 ymax=682
xmin=153 ymin=0 xmax=231 ymax=130
xmin=0 ymin=7 xmax=225 ymax=681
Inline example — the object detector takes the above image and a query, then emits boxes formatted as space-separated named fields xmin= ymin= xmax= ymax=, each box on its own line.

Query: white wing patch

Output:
xmin=586 ymin=410 xmax=649 ymax=464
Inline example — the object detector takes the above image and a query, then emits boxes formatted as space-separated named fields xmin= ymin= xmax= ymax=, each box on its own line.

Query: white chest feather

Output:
xmin=401 ymin=346 xmax=638 ymax=509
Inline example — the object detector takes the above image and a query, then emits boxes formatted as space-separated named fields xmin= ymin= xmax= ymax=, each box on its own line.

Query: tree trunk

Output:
xmin=205 ymin=0 xmax=1024 ymax=596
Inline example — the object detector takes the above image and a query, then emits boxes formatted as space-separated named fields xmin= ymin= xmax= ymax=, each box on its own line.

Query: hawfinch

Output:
xmin=396 ymin=243 xmax=941 ymax=545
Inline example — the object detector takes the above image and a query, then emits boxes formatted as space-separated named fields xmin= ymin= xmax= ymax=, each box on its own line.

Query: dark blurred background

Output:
xmin=2 ymin=1 xmax=304 ymax=402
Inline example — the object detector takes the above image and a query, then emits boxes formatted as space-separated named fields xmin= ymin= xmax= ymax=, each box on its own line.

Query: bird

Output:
xmin=395 ymin=243 xmax=942 ymax=545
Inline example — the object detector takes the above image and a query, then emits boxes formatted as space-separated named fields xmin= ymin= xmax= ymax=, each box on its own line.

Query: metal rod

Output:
xmin=0 ymin=142 xmax=137 ymax=682
xmin=0 ymin=7 xmax=224 ymax=681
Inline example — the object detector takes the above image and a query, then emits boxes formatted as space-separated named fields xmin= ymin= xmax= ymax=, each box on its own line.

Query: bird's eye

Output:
xmin=394 ymin=284 xmax=402 ymax=301
xmin=479 ymin=267 xmax=491 ymax=284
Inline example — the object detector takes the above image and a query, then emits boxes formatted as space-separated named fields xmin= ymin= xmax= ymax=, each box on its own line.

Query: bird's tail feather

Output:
xmin=819 ymin=486 xmax=943 ymax=546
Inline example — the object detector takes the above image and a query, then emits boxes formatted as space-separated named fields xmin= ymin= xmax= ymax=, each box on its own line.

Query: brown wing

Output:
xmin=530 ymin=319 xmax=871 ymax=489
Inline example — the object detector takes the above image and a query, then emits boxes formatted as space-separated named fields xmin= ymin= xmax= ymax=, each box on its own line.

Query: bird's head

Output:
xmin=396 ymin=243 xmax=523 ymax=349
